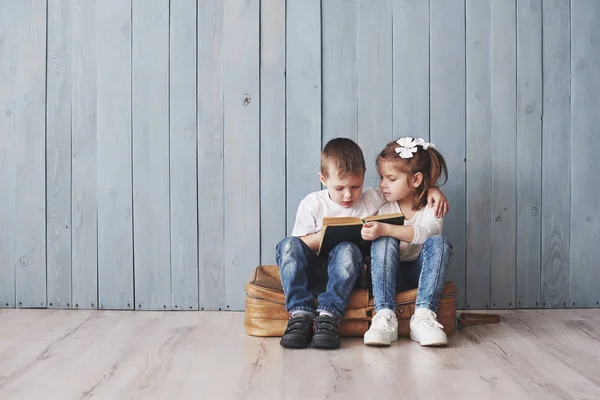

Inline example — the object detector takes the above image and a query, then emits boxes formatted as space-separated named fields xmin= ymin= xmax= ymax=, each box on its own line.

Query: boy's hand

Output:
xmin=361 ymin=222 xmax=386 ymax=241
xmin=427 ymin=186 xmax=449 ymax=218
xmin=299 ymin=232 xmax=321 ymax=253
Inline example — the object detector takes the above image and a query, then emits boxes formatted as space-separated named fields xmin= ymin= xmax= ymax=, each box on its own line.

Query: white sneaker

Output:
xmin=364 ymin=309 xmax=398 ymax=346
xmin=410 ymin=308 xmax=448 ymax=346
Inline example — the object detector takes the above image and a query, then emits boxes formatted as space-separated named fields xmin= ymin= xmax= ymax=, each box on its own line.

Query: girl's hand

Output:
xmin=427 ymin=186 xmax=449 ymax=218
xmin=361 ymin=222 xmax=386 ymax=241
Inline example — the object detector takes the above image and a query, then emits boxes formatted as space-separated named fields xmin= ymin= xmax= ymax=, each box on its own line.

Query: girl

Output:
xmin=361 ymin=137 xmax=452 ymax=346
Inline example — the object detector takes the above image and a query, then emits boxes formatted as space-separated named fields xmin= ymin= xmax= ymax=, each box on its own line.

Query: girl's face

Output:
xmin=378 ymin=162 xmax=421 ymax=204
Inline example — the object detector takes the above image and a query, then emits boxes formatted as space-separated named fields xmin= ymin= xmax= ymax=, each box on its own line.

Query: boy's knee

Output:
xmin=276 ymin=236 xmax=308 ymax=268
xmin=331 ymin=242 xmax=363 ymax=280
xmin=276 ymin=236 xmax=303 ymax=255
xmin=334 ymin=242 xmax=362 ymax=261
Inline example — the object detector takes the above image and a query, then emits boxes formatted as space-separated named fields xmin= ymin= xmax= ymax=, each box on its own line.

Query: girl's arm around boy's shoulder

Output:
xmin=427 ymin=186 xmax=449 ymax=218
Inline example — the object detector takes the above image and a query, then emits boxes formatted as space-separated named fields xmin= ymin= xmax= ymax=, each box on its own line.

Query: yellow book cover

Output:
xmin=317 ymin=212 xmax=405 ymax=257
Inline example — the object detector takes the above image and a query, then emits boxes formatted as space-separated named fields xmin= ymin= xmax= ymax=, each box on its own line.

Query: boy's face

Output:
xmin=319 ymin=168 xmax=364 ymax=208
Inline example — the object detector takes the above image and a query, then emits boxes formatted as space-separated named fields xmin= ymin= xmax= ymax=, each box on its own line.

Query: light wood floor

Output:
xmin=1 ymin=309 xmax=599 ymax=400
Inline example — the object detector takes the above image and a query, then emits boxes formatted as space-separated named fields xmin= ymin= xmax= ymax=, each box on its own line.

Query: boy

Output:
xmin=276 ymin=138 xmax=447 ymax=349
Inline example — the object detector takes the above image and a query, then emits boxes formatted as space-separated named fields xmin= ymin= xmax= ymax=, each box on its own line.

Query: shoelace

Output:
xmin=372 ymin=314 xmax=395 ymax=332
xmin=414 ymin=315 xmax=444 ymax=329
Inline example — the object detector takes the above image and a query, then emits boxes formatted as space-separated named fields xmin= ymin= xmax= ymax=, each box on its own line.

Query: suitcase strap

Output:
xmin=456 ymin=312 xmax=501 ymax=327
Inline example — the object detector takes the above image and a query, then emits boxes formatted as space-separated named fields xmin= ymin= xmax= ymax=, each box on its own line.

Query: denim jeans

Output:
xmin=370 ymin=235 xmax=452 ymax=313
xmin=275 ymin=236 xmax=363 ymax=319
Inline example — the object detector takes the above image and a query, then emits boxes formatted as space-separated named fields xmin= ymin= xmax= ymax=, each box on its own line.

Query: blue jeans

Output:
xmin=275 ymin=237 xmax=363 ymax=319
xmin=370 ymin=235 xmax=452 ymax=313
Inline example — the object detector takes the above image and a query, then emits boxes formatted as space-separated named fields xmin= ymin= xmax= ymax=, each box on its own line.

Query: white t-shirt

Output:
xmin=377 ymin=201 xmax=444 ymax=261
xmin=292 ymin=187 xmax=385 ymax=237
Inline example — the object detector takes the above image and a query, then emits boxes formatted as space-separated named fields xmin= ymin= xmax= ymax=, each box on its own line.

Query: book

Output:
xmin=317 ymin=212 xmax=405 ymax=257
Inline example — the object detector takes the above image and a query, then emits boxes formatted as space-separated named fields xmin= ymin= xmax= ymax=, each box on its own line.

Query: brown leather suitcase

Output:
xmin=244 ymin=265 xmax=457 ymax=338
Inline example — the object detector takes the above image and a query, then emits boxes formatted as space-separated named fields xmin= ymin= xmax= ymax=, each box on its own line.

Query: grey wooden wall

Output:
xmin=0 ymin=0 xmax=598 ymax=311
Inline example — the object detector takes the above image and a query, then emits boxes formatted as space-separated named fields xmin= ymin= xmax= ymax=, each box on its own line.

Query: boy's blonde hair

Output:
xmin=321 ymin=138 xmax=366 ymax=179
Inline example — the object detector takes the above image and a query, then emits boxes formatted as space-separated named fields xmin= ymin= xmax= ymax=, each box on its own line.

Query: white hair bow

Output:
xmin=415 ymin=137 xmax=435 ymax=150
xmin=395 ymin=137 xmax=418 ymax=158
xmin=394 ymin=137 xmax=435 ymax=159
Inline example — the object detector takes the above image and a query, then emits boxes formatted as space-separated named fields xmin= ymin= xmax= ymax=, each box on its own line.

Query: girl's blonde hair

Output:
xmin=377 ymin=138 xmax=448 ymax=211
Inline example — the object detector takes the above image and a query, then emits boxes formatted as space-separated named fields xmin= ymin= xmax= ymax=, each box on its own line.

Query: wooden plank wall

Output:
xmin=170 ymin=0 xmax=198 ymax=310
xmin=357 ymin=0 xmax=392 ymax=190
xmin=0 ymin=0 xmax=599 ymax=311
xmin=570 ymin=0 xmax=600 ymax=308
xmin=1 ymin=0 xmax=47 ymax=309
xmin=430 ymin=0 xmax=466 ymax=308
xmin=197 ymin=0 xmax=224 ymax=310
xmin=465 ymin=0 xmax=492 ymax=310
xmin=541 ymin=0 xmax=571 ymax=309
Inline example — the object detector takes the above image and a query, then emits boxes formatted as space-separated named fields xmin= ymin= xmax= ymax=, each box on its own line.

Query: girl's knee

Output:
xmin=373 ymin=236 xmax=399 ymax=247
xmin=371 ymin=236 xmax=400 ymax=256
xmin=424 ymin=235 xmax=453 ymax=254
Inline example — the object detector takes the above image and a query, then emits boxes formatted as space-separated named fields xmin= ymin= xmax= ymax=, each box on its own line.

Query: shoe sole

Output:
xmin=280 ymin=342 xmax=309 ymax=349
xmin=410 ymin=331 xmax=447 ymax=346
xmin=280 ymin=338 xmax=311 ymax=349
xmin=364 ymin=334 xmax=397 ymax=346
xmin=310 ymin=338 xmax=340 ymax=349
xmin=364 ymin=339 xmax=392 ymax=346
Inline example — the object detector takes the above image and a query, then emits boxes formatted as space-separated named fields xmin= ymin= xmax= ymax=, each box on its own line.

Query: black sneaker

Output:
xmin=311 ymin=315 xmax=340 ymax=349
xmin=280 ymin=313 xmax=315 ymax=349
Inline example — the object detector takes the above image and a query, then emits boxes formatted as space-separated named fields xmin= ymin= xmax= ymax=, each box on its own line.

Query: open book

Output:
xmin=317 ymin=212 xmax=405 ymax=257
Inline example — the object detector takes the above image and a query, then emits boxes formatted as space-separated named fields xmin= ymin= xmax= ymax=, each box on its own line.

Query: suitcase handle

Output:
xmin=457 ymin=312 xmax=501 ymax=327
